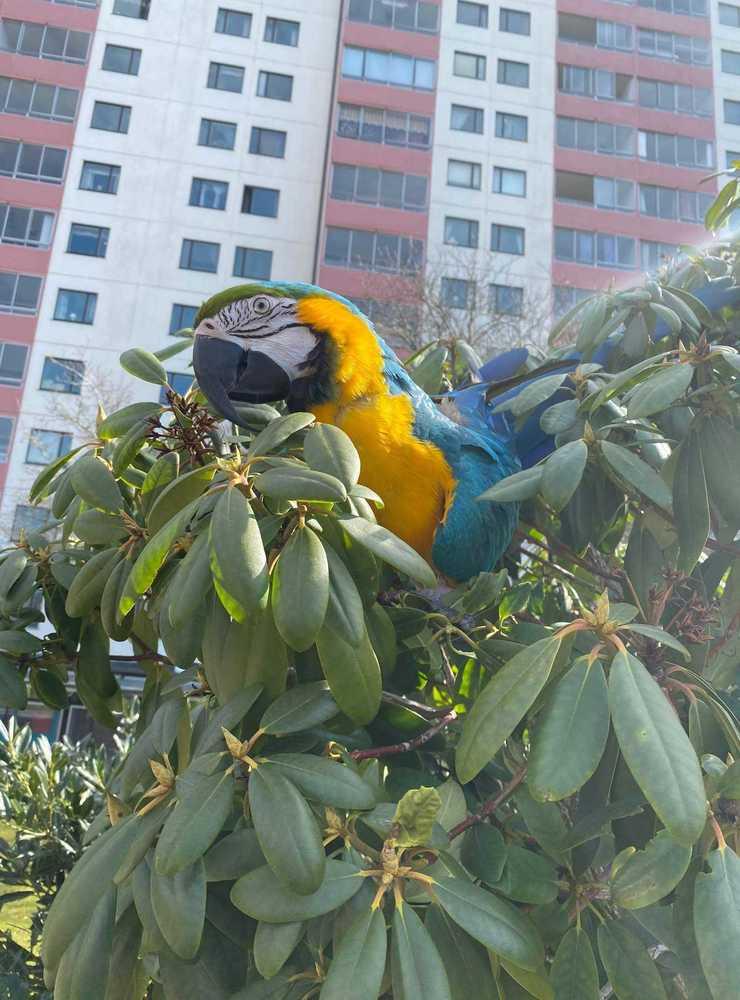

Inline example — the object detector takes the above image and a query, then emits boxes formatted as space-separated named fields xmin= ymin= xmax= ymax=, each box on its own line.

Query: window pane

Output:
xmin=54 ymin=290 xmax=96 ymax=324
xmin=325 ymin=227 xmax=350 ymax=266
xmin=169 ymin=304 xmax=198 ymax=334
xmin=331 ymin=164 xmax=355 ymax=200
xmin=264 ymin=17 xmax=300 ymax=46
xmin=40 ymin=356 xmax=85 ymax=393
xmin=457 ymin=2 xmax=489 ymax=27
xmin=68 ymin=223 xmax=108 ymax=256
xmin=500 ymin=8 xmax=530 ymax=33
xmin=80 ymin=161 xmax=120 ymax=193
xmin=351 ymin=230 xmax=374 ymax=268
xmin=234 ymin=247 xmax=273 ymax=279
xmin=216 ymin=9 xmax=252 ymax=37
xmin=441 ymin=277 xmax=472 ymax=308
xmin=199 ymin=119 xmax=236 ymax=149
xmin=0 ymin=342 xmax=28 ymax=380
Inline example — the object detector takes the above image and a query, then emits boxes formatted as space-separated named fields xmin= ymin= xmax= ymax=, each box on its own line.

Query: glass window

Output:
xmin=719 ymin=3 xmax=740 ymax=25
xmin=234 ymin=247 xmax=273 ymax=280
xmin=249 ymin=127 xmax=286 ymax=157
xmin=457 ymin=2 xmax=489 ymax=27
xmin=557 ymin=116 xmax=577 ymax=148
xmin=189 ymin=178 xmax=228 ymax=210
xmin=331 ymin=164 xmax=356 ymax=201
xmin=26 ymin=429 xmax=72 ymax=466
xmin=80 ymin=161 xmax=120 ymax=193
xmin=491 ymin=224 xmax=525 ymax=254
xmin=493 ymin=166 xmax=526 ymax=196
xmin=216 ymin=8 xmax=252 ymax=36
xmin=444 ymin=217 xmax=479 ymax=248
xmin=722 ymin=50 xmax=740 ymax=75
xmin=0 ymin=79 xmax=78 ymax=122
xmin=491 ymin=284 xmax=523 ymax=315
xmin=180 ymin=239 xmax=220 ymax=273
xmin=169 ymin=304 xmax=198 ymax=334
xmin=0 ymin=207 xmax=54 ymax=248
xmin=441 ymin=277 xmax=473 ymax=309
xmin=325 ymin=227 xmax=351 ymax=266
xmin=40 ymin=357 xmax=84 ymax=393
xmin=448 ymin=159 xmax=481 ymax=189
xmin=207 ymin=62 xmax=244 ymax=93
xmin=264 ymin=17 xmax=300 ymax=46
xmin=0 ymin=140 xmax=66 ymax=183
xmin=0 ymin=276 xmax=40 ymax=317
xmin=0 ymin=417 xmax=12 ymax=462
xmin=342 ymin=46 xmax=364 ymax=78
xmin=67 ymin=223 xmax=109 ymax=257
xmin=112 ymin=0 xmax=150 ymax=17
xmin=12 ymin=505 xmax=53 ymax=541
xmin=726 ymin=100 xmax=740 ymax=125
xmin=495 ymin=111 xmax=528 ymax=140
xmin=242 ymin=185 xmax=279 ymax=217
xmin=199 ymin=119 xmax=236 ymax=150
xmin=454 ymin=52 xmax=486 ymax=80
xmin=257 ymin=70 xmax=293 ymax=101
xmin=160 ymin=373 xmax=194 ymax=403
xmin=0 ymin=341 xmax=27 ymax=381
xmin=54 ymin=289 xmax=97 ymax=324
xmin=102 ymin=43 xmax=141 ymax=74
xmin=499 ymin=8 xmax=530 ymax=34
xmin=91 ymin=101 xmax=130 ymax=132
xmin=451 ymin=104 xmax=484 ymax=133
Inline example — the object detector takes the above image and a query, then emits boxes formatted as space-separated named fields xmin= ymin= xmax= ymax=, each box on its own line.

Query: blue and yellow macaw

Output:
xmin=191 ymin=279 xmax=740 ymax=582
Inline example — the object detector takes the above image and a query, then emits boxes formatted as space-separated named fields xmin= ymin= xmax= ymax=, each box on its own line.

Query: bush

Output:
xmin=0 ymin=215 xmax=738 ymax=997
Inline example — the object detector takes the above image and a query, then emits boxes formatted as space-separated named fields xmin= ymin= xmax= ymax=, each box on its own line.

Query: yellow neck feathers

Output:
xmin=296 ymin=297 xmax=456 ymax=562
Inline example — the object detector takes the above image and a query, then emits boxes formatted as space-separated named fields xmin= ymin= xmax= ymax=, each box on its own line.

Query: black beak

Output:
xmin=193 ymin=337 xmax=291 ymax=426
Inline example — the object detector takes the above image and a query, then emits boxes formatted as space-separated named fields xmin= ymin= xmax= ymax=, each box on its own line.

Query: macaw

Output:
xmin=191 ymin=279 xmax=740 ymax=582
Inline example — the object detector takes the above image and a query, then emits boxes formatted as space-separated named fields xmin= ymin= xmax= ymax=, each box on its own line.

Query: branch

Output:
xmin=350 ymin=710 xmax=457 ymax=761
xmin=380 ymin=691 xmax=453 ymax=717
xmin=448 ymin=766 xmax=528 ymax=840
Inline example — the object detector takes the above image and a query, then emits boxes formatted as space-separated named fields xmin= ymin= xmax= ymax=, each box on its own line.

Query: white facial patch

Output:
xmin=246 ymin=326 xmax=317 ymax=379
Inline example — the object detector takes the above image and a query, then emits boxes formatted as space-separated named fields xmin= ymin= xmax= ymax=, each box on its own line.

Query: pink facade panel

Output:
xmin=557 ymin=0 xmax=711 ymax=37
xmin=0 ymin=177 xmax=65 ymax=210
xmin=556 ymin=41 xmax=713 ymax=86
xmin=552 ymin=261 xmax=637 ymax=290
xmin=553 ymin=201 xmax=706 ymax=242
xmin=0 ymin=316 xmax=39 ymax=345
xmin=554 ymin=149 xmax=717 ymax=191
xmin=0 ymin=112 xmax=76 ymax=147
xmin=343 ymin=21 xmax=439 ymax=60
xmin=332 ymin=136 xmax=432 ymax=174
xmin=317 ymin=266 xmax=418 ymax=302
xmin=325 ymin=199 xmax=429 ymax=238
xmin=2 ymin=0 xmax=98 ymax=30
xmin=337 ymin=79 xmax=437 ymax=116
xmin=555 ymin=94 xmax=716 ymax=138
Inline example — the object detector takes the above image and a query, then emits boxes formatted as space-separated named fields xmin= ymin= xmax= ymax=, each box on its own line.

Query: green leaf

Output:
xmin=597 ymin=921 xmax=668 ymax=1000
xmin=104 ymin=903 xmax=147 ymax=1000
xmin=456 ymin=637 xmax=562 ymax=783
xmin=320 ymin=908 xmax=386 ymax=1000
xmin=477 ymin=466 xmax=542 ymax=503
xmin=673 ymin=434 xmax=710 ymax=573
xmin=627 ymin=363 xmax=694 ymax=418
xmin=210 ymin=488 xmax=269 ymax=617
xmin=255 ymin=921 xmax=305 ymax=981
xmin=322 ymin=539 xmax=366 ymax=647
xmin=259 ymin=754 xmax=376 ymax=810
xmin=273 ymin=526 xmax=329 ymax=651
xmin=304 ymin=423 xmax=361 ymax=489
xmin=154 ymin=769 xmax=235 ymax=875
xmin=611 ymin=829 xmax=691 ymax=908
xmin=391 ymin=903 xmax=452 ymax=1000
xmin=147 ymin=464 xmax=216 ymax=535
xmin=337 ymin=515 xmax=436 ymax=588
xmin=0 ymin=655 xmax=26 ymax=708
xmin=316 ymin=626 xmax=381 ymax=726
xmin=98 ymin=402 xmax=162 ymax=439
xmin=622 ymin=624 xmax=689 ymax=660
xmin=100 ymin=559 xmax=134 ymax=641
xmin=120 ymin=347 xmax=168 ymax=385
xmin=29 ymin=444 xmax=85 ymax=502
xmin=461 ymin=825 xmax=507 ymax=885
xmin=550 ymin=927 xmax=599 ymax=1000
xmin=609 ymin=650 xmax=706 ymax=845
xmin=247 ymin=412 xmax=315 ymax=460
xmin=260 ymin=682 xmax=338 ymax=735
xmin=541 ymin=440 xmax=588 ymax=512
xmin=529 ymin=659 xmax=609 ymax=801
xmin=255 ymin=467 xmax=348 ymax=503
xmin=54 ymin=886 xmax=116 ymax=1000
xmin=699 ymin=415 xmax=740 ymax=525
xmin=141 ymin=451 xmax=179 ymax=511
xmin=150 ymin=858 xmax=206 ymax=960
xmin=32 ymin=668 xmax=68 ymax=708
xmin=230 ymin=860 xmax=363 ymax=922
xmin=168 ymin=531 xmax=213 ymax=629
xmin=65 ymin=548 xmax=121 ymax=618
xmin=203 ymin=827 xmax=265 ymax=882
xmin=499 ymin=960 xmax=553 ymax=1000
xmin=693 ymin=846 xmax=740 ymax=1000
xmin=433 ymin=876 xmax=543 ymax=971
xmin=117 ymin=695 xmax=185 ymax=798
xmin=111 ymin=418 xmax=150 ymax=477
xmin=73 ymin=509 xmax=128 ymax=546
xmin=424 ymin=906 xmax=501 ymax=1000
xmin=392 ymin=786 xmax=442 ymax=847
xmin=192 ymin=683 xmax=262 ymax=756
xmin=540 ymin=398 xmax=579 ymax=436
xmin=71 ymin=454 xmax=124 ymax=513
xmin=490 ymin=845 xmax=559 ymax=904
xmin=496 ymin=374 xmax=567 ymax=417
xmin=0 ymin=628 xmax=43 ymax=656
xmin=600 ymin=441 xmax=672 ymax=512
xmin=248 ymin=766 xmax=326 ymax=895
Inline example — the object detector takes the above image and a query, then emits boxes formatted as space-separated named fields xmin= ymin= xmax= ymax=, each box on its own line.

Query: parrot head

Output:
xmin=192 ymin=281 xmax=370 ymax=425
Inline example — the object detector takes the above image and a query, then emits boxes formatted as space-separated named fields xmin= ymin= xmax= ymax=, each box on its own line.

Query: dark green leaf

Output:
xmin=627 ymin=364 xmax=694 ymax=419
xmin=337 ymin=515 xmax=436 ymax=588
xmin=0 ymin=656 xmax=26 ymax=709
xmin=210 ymin=488 xmax=269 ymax=618
xmin=247 ymin=412 xmax=315 ymax=460
xmin=230 ymin=860 xmax=363 ymax=922
xmin=260 ymin=754 xmax=376 ymax=810
xmin=155 ymin=769 xmax=234 ymax=875
xmin=541 ymin=440 xmax=588 ymax=512
xmin=204 ymin=828 xmax=265 ymax=882
xmin=320 ymin=908 xmax=386 ymax=1000
xmin=622 ymin=624 xmax=689 ymax=660
xmin=255 ymin=467 xmax=347 ymax=503
xmin=611 ymin=830 xmax=691 ymax=909
xmin=71 ymin=453 xmax=123 ymax=513
xmin=120 ymin=347 xmax=168 ymax=385
xmin=255 ymin=920 xmax=305 ymax=980
xmin=424 ymin=906 xmax=500 ymax=1000
xmin=322 ymin=539 xmax=366 ymax=647
xmin=273 ymin=526 xmax=329 ymax=652
xmin=673 ymin=434 xmax=709 ymax=573
xmin=550 ymin=927 xmax=599 ymax=1000
xmin=150 ymin=858 xmax=206 ymax=960
xmin=601 ymin=441 xmax=672 ymax=512
xmin=391 ymin=903 xmax=452 ymax=1000
xmin=461 ymin=825 xmax=507 ymax=885
xmin=99 ymin=402 xmax=162 ymax=439
xmin=694 ymin=846 xmax=740 ymax=1000
xmin=192 ymin=683 xmax=262 ymax=756
xmin=304 ymin=423 xmax=361 ymax=489
xmin=477 ymin=467 xmax=542 ymax=503
xmin=65 ymin=548 xmax=122 ymax=618
xmin=54 ymin=886 xmax=116 ymax=1000
xmin=316 ymin=626 xmax=381 ymax=726
xmin=597 ymin=921 xmax=668 ymax=1000
xmin=260 ymin=682 xmax=338 ymax=735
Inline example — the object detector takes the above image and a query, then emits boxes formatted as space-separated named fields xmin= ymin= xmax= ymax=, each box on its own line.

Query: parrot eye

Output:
xmin=252 ymin=296 xmax=271 ymax=316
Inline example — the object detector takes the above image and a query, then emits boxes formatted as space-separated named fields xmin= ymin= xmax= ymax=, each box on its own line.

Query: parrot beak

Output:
xmin=193 ymin=335 xmax=291 ymax=425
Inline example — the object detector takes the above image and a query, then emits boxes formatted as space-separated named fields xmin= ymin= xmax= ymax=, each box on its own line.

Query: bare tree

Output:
xmin=43 ymin=360 xmax=132 ymax=439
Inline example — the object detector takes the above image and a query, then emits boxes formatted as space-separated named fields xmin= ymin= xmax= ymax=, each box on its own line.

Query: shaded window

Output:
xmin=0 ymin=341 xmax=29 ymax=381
xmin=189 ymin=178 xmax=228 ymax=210
xmin=26 ymin=429 xmax=72 ymax=466
xmin=242 ymin=186 xmax=279 ymax=217
xmin=454 ymin=51 xmax=486 ymax=80
xmin=102 ymin=44 xmax=141 ymax=74
xmin=493 ymin=166 xmax=526 ymax=197
xmin=720 ymin=2 xmax=740 ymax=25
xmin=498 ymin=59 xmax=529 ymax=87
xmin=594 ymin=177 xmax=634 ymax=211
xmin=216 ymin=8 xmax=252 ymax=36
xmin=0 ymin=206 xmax=54 ymax=248
xmin=0 ymin=417 xmax=12 ymax=462
xmin=495 ymin=112 xmax=527 ymax=140
xmin=264 ymin=17 xmax=299 ymax=46
xmin=257 ymin=70 xmax=293 ymax=101
xmin=444 ymin=217 xmax=479 ymax=248
xmin=554 ymin=228 xmax=594 ymax=264
xmin=40 ymin=357 xmax=84 ymax=393
xmin=0 ymin=141 xmax=66 ymax=183
xmin=441 ymin=277 xmax=473 ymax=309
xmin=641 ymin=240 xmax=679 ymax=271
xmin=499 ymin=8 xmax=530 ymax=34
xmin=341 ymin=46 xmax=435 ymax=90
xmin=348 ymin=0 xmax=439 ymax=32
xmin=80 ymin=161 xmax=120 ymax=193
xmin=0 ymin=76 xmax=78 ymax=122
xmin=457 ymin=2 xmax=489 ymax=27
xmin=491 ymin=224 xmax=525 ymax=254
xmin=54 ymin=289 xmax=97 ymax=324
xmin=490 ymin=284 xmax=523 ymax=315
xmin=337 ymin=103 xmax=431 ymax=148
xmin=91 ymin=101 xmax=130 ymax=132
xmin=451 ymin=104 xmax=484 ymax=133
xmin=180 ymin=239 xmax=220 ymax=273
xmin=0 ymin=20 xmax=90 ymax=63
xmin=249 ymin=127 xmax=286 ymax=157
xmin=12 ymin=505 xmax=53 ymax=541
xmin=723 ymin=50 xmax=740 ymax=75
xmin=447 ymin=159 xmax=481 ymax=189
xmin=324 ymin=227 xmax=423 ymax=273
xmin=234 ymin=246 xmax=273 ymax=280
xmin=0 ymin=275 xmax=41 ymax=316
xmin=67 ymin=223 xmax=109 ymax=256
xmin=199 ymin=119 xmax=236 ymax=150
xmin=160 ymin=372 xmax=193 ymax=403
xmin=207 ymin=62 xmax=244 ymax=93
xmin=169 ymin=304 xmax=198 ymax=334
xmin=112 ymin=0 xmax=150 ymax=17
xmin=330 ymin=164 xmax=427 ymax=210
xmin=553 ymin=285 xmax=592 ymax=318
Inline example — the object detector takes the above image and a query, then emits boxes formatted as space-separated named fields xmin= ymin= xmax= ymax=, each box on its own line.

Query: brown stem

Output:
xmin=350 ymin=710 xmax=457 ymax=761
xmin=380 ymin=691 xmax=453 ymax=717
xmin=112 ymin=652 xmax=172 ymax=665
xmin=448 ymin=766 xmax=528 ymax=840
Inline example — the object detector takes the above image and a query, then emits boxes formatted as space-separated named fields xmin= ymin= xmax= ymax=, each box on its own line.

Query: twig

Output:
xmin=350 ymin=710 xmax=457 ymax=761
xmin=380 ymin=691 xmax=453 ymax=717
xmin=111 ymin=653 xmax=172 ymax=665
xmin=448 ymin=766 xmax=528 ymax=840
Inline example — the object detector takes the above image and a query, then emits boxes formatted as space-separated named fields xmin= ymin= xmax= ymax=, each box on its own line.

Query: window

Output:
xmin=499 ymin=8 xmax=530 ymax=34
xmin=639 ymin=184 xmax=712 ymax=222
xmin=26 ymin=429 xmax=72 ymax=466
xmin=91 ymin=101 xmax=130 ymax=133
xmin=234 ymin=247 xmax=273 ymax=280
xmin=337 ymin=104 xmax=432 ymax=148
xmin=638 ymin=129 xmax=714 ymax=167
xmin=0 ymin=206 xmax=54 ymax=248
xmin=638 ymin=0 xmax=706 ymax=14
xmin=0 ymin=20 xmax=90 ymax=63
xmin=720 ymin=2 xmax=740 ymax=25
xmin=441 ymin=278 xmax=474 ymax=309
xmin=594 ymin=177 xmax=634 ymax=211
xmin=12 ymin=505 xmax=53 ymax=541
xmin=67 ymin=224 xmax=109 ymax=257
xmin=112 ymin=0 xmax=150 ymax=17
xmin=553 ymin=285 xmax=592 ymax=318
xmin=451 ymin=104 xmax=484 ymax=134
xmin=0 ymin=276 xmax=40 ymax=317
xmin=0 ymin=140 xmax=66 ymax=184
xmin=555 ymin=228 xmax=635 ymax=268
xmin=558 ymin=65 xmax=633 ymax=101
xmin=189 ymin=178 xmax=228 ymax=210
xmin=160 ymin=372 xmax=193 ymax=403
xmin=80 ymin=161 xmax=120 ymax=194
xmin=242 ymin=185 xmax=279 ymax=217
xmin=180 ymin=239 xmax=220 ymax=273
xmin=457 ymin=2 xmax=489 ymax=27
xmin=637 ymin=29 xmax=710 ymax=65
xmin=454 ymin=52 xmax=486 ymax=80
xmin=341 ymin=47 xmax=435 ymax=90
xmin=495 ymin=112 xmax=528 ymax=141
xmin=102 ymin=44 xmax=141 ymax=75
xmin=641 ymin=240 xmax=679 ymax=272
xmin=0 ymin=77 xmax=78 ymax=122
xmin=557 ymin=116 xmax=634 ymax=156
xmin=444 ymin=217 xmax=479 ymax=248
xmin=723 ymin=50 xmax=740 ymax=75
xmin=596 ymin=19 xmax=633 ymax=50
xmin=249 ymin=127 xmax=286 ymax=158
xmin=170 ymin=304 xmax=198 ymax=334
xmin=348 ymin=0 xmax=439 ymax=33
xmin=493 ymin=166 xmax=526 ymax=196
xmin=331 ymin=164 xmax=427 ymax=210
xmin=257 ymin=70 xmax=293 ymax=101
xmin=264 ymin=17 xmax=299 ymax=46
xmin=0 ymin=417 xmax=12 ymax=462
xmin=54 ymin=289 xmax=97 ymax=324
xmin=207 ymin=62 xmax=244 ymax=93
xmin=726 ymin=100 xmax=740 ymax=125
xmin=448 ymin=160 xmax=481 ymax=189
xmin=216 ymin=8 xmax=252 ymax=36
xmin=324 ymin=227 xmax=423 ymax=273
xmin=0 ymin=342 xmax=28 ymax=382
xmin=490 ymin=284 xmax=523 ymax=316
xmin=40 ymin=357 xmax=84 ymax=394
xmin=199 ymin=119 xmax=236 ymax=150
xmin=491 ymin=224 xmax=525 ymax=254
xmin=638 ymin=79 xmax=711 ymax=117
xmin=727 ymin=150 xmax=740 ymax=167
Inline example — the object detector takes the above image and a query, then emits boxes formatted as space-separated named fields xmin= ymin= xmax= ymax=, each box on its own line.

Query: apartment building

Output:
xmin=0 ymin=0 xmax=736 ymax=537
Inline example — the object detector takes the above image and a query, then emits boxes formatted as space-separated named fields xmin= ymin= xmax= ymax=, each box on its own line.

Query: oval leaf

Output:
xmin=272 ymin=526 xmax=329 ymax=652
xmin=304 ymin=423 xmax=361 ymax=489
xmin=611 ymin=829 xmax=691 ymax=909
xmin=320 ymin=908 xmax=387 ymax=1000
xmin=120 ymin=347 xmax=168 ymax=386
xmin=338 ymin=515 xmax=436 ymax=588
xmin=230 ymin=860 xmax=363 ymax=923
xmin=316 ymin=626 xmax=382 ymax=726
